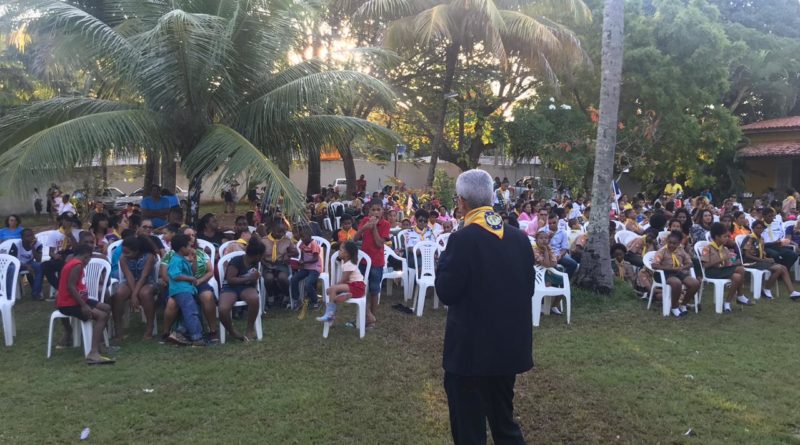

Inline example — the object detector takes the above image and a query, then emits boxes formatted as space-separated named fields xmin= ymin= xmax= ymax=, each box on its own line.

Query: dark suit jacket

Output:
xmin=435 ymin=223 xmax=535 ymax=376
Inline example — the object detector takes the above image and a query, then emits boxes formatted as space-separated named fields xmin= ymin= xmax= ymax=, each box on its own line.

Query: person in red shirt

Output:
xmin=355 ymin=200 xmax=390 ymax=328
xmin=56 ymin=244 xmax=114 ymax=365
xmin=356 ymin=175 xmax=367 ymax=195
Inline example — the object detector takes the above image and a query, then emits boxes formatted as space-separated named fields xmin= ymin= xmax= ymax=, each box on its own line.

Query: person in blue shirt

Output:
xmin=141 ymin=185 xmax=176 ymax=228
xmin=545 ymin=213 xmax=579 ymax=277
xmin=165 ymin=233 xmax=205 ymax=346
xmin=0 ymin=215 xmax=24 ymax=241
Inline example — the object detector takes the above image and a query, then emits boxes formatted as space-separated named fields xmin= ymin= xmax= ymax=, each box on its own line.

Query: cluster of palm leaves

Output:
xmin=0 ymin=0 xmax=397 ymax=219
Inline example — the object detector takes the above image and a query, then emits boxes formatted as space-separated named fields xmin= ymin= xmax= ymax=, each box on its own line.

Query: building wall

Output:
xmin=744 ymin=158 xmax=778 ymax=194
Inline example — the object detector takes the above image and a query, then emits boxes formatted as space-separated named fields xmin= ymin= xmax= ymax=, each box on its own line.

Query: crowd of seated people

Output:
xmin=5 ymin=180 xmax=800 ymax=365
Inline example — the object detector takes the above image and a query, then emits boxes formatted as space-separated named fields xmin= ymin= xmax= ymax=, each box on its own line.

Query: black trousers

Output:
xmin=43 ymin=258 xmax=64 ymax=289
xmin=765 ymin=246 xmax=798 ymax=270
xmin=444 ymin=372 xmax=525 ymax=445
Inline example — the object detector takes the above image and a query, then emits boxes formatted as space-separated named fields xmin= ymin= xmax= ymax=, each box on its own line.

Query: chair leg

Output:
xmin=532 ymin=295 xmax=542 ymax=327
xmin=254 ymin=312 xmax=263 ymax=341
xmin=218 ymin=309 xmax=226 ymax=344
xmin=1 ymin=308 xmax=13 ymax=346
xmin=752 ymin=273 xmax=762 ymax=301
xmin=358 ymin=301 xmax=366 ymax=339
xmin=646 ymin=285 xmax=655 ymax=310
xmin=662 ymin=285 xmax=671 ymax=317
xmin=71 ymin=319 xmax=81 ymax=347
xmin=415 ymin=285 xmax=428 ymax=317
xmin=714 ymin=284 xmax=725 ymax=314
xmin=80 ymin=321 xmax=93 ymax=357
xmin=565 ymin=293 xmax=571 ymax=325
xmin=47 ymin=314 xmax=56 ymax=358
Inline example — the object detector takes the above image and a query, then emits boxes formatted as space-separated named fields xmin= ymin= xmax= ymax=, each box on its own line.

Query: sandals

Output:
xmin=86 ymin=356 xmax=115 ymax=365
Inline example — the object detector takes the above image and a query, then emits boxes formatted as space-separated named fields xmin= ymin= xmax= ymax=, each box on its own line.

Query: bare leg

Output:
xmin=162 ymin=298 xmax=179 ymax=336
xmin=241 ymin=288 xmax=260 ymax=339
xmin=218 ymin=292 xmax=243 ymax=340
xmin=111 ymin=284 xmax=132 ymax=339
xmin=667 ymin=277 xmax=682 ymax=309
xmin=681 ymin=277 xmax=700 ymax=305
xmin=198 ymin=290 xmax=218 ymax=334
xmin=727 ymin=271 xmax=744 ymax=302
xmin=87 ymin=306 xmax=109 ymax=360
xmin=138 ymin=284 xmax=156 ymax=339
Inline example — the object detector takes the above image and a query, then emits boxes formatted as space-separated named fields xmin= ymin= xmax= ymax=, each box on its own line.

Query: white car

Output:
xmin=333 ymin=178 xmax=347 ymax=195
xmin=115 ymin=186 xmax=189 ymax=209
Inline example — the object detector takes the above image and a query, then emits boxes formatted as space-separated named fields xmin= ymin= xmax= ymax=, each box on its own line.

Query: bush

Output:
xmin=432 ymin=170 xmax=456 ymax=209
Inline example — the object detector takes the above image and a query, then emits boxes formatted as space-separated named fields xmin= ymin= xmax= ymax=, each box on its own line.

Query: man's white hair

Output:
xmin=456 ymin=169 xmax=494 ymax=209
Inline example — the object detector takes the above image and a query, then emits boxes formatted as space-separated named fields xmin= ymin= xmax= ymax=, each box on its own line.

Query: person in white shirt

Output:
xmin=16 ymin=229 xmax=44 ymax=299
xmin=404 ymin=209 xmax=435 ymax=269
xmin=428 ymin=211 xmax=444 ymax=238
xmin=762 ymin=207 xmax=798 ymax=269
xmin=57 ymin=194 xmax=76 ymax=215
xmin=493 ymin=180 xmax=511 ymax=212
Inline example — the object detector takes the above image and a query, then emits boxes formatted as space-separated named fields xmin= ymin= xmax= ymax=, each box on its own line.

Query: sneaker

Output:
xmin=736 ymin=295 xmax=753 ymax=306
xmin=166 ymin=332 xmax=190 ymax=346
xmin=679 ymin=305 xmax=688 ymax=315
xmin=671 ymin=308 xmax=683 ymax=317
xmin=316 ymin=313 xmax=335 ymax=323
xmin=763 ymin=289 xmax=774 ymax=299
xmin=791 ymin=291 xmax=800 ymax=301
xmin=550 ymin=307 xmax=563 ymax=316
xmin=723 ymin=302 xmax=732 ymax=313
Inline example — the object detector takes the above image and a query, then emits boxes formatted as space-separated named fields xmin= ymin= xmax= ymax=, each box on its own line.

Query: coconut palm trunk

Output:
xmin=426 ymin=42 xmax=459 ymax=186
xmin=575 ymin=0 xmax=624 ymax=293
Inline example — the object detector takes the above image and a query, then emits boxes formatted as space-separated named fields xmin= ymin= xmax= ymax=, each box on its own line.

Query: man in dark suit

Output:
xmin=435 ymin=169 xmax=535 ymax=445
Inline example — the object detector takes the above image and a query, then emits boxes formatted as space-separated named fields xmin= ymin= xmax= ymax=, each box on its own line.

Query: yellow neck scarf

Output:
xmin=615 ymin=259 xmax=625 ymax=279
xmin=464 ymin=206 xmax=504 ymax=239
xmin=641 ymin=236 xmax=649 ymax=255
xmin=750 ymin=233 xmax=765 ymax=259
xmin=710 ymin=240 xmax=726 ymax=264
xmin=414 ymin=226 xmax=427 ymax=236
xmin=58 ymin=227 xmax=70 ymax=251
xmin=626 ymin=219 xmax=640 ymax=231
xmin=669 ymin=248 xmax=681 ymax=268
xmin=236 ymin=238 xmax=248 ymax=246
xmin=267 ymin=234 xmax=279 ymax=262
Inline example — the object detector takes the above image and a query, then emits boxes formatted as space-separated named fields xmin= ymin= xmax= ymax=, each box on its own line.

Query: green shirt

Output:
xmin=162 ymin=248 xmax=208 ymax=279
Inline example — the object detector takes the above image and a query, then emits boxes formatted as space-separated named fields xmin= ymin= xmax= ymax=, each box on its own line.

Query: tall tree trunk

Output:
xmin=101 ymin=151 xmax=108 ymax=189
xmin=143 ymin=151 xmax=160 ymax=191
xmin=187 ymin=174 xmax=202 ymax=226
xmin=307 ymin=145 xmax=321 ymax=196
xmin=338 ymin=141 xmax=357 ymax=198
xmin=575 ymin=0 xmax=625 ymax=293
xmin=426 ymin=43 xmax=460 ymax=186
xmin=160 ymin=153 xmax=177 ymax=193
xmin=467 ymin=117 xmax=487 ymax=169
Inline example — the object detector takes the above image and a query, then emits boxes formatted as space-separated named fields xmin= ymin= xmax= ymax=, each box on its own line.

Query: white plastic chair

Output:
xmin=734 ymin=234 xmax=775 ymax=301
xmin=0 ymin=254 xmax=20 ymax=346
xmin=217 ymin=251 xmax=263 ymax=343
xmin=218 ymin=240 xmax=238 ymax=256
xmin=615 ymin=230 xmax=640 ymax=247
xmin=329 ymin=202 xmax=345 ymax=230
xmin=196 ymin=238 xmax=217 ymax=268
xmin=411 ymin=241 xmax=439 ymax=317
xmin=381 ymin=245 xmax=410 ymax=303
xmin=248 ymin=225 xmax=256 ymax=233
xmin=614 ymin=220 xmax=626 ymax=233
xmin=290 ymin=236 xmax=331 ymax=305
xmin=0 ymin=239 xmax=28 ymax=298
xmin=656 ymin=231 xmax=670 ymax=248
xmin=323 ymin=217 xmax=333 ymax=232
xmin=694 ymin=241 xmax=732 ymax=314
xmin=519 ymin=221 xmax=529 ymax=231
xmin=531 ymin=265 xmax=571 ymax=326
xmin=46 ymin=259 xmax=111 ymax=358
xmin=323 ymin=250 xmax=371 ymax=338
xmin=436 ymin=232 xmax=451 ymax=251
xmin=642 ymin=251 xmax=695 ymax=317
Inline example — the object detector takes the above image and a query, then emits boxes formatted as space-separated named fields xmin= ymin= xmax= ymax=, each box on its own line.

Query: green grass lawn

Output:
xmin=1 ymin=283 xmax=800 ymax=444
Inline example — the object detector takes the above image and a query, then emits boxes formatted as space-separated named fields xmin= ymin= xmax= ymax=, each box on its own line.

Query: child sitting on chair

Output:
xmin=317 ymin=241 xmax=365 ymax=323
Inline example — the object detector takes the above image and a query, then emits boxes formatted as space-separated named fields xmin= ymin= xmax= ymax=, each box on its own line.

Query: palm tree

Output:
xmin=575 ymin=0 xmax=624 ymax=292
xmin=354 ymin=0 xmax=589 ymax=185
xmin=0 ymin=0 xmax=396 ymax=222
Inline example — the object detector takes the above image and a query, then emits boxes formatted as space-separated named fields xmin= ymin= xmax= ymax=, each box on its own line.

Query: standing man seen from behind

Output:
xmin=435 ymin=169 xmax=535 ymax=445
xmin=141 ymin=185 xmax=175 ymax=228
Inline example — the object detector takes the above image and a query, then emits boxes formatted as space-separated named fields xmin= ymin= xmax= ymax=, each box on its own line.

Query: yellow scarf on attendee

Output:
xmin=266 ymin=234 xmax=279 ymax=262
xmin=236 ymin=238 xmax=248 ymax=246
xmin=464 ymin=206 xmax=504 ymax=239
xmin=615 ymin=259 xmax=625 ymax=279
xmin=750 ymin=233 xmax=765 ymax=259
xmin=58 ymin=227 xmax=70 ymax=251
xmin=626 ymin=218 xmax=641 ymax=232
xmin=641 ymin=236 xmax=649 ymax=255
xmin=669 ymin=248 xmax=681 ymax=268
xmin=710 ymin=240 xmax=726 ymax=264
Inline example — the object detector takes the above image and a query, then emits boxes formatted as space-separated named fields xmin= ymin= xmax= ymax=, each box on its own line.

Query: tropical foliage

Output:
xmin=0 ymin=0 xmax=396 ymax=220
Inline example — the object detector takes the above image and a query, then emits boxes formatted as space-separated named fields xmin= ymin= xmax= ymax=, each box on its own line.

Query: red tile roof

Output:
xmin=738 ymin=141 xmax=800 ymax=158
xmin=741 ymin=116 xmax=800 ymax=132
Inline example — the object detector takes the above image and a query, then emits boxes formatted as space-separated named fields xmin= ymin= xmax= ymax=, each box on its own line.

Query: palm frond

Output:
xmin=0 ymin=97 xmax=142 ymax=151
xmin=288 ymin=115 xmax=400 ymax=149
xmin=415 ymin=4 xmax=453 ymax=45
xmin=236 ymin=70 xmax=396 ymax=142
xmin=182 ymin=124 xmax=306 ymax=220
xmin=0 ymin=109 xmax=168 ymax=191
xmin=523 ymin=0 xmax=592 ymax=26
xmin=355 ymin=0 xmax=422 ymax=20
xmin=499 ymin=11 xmax=561 ymax=56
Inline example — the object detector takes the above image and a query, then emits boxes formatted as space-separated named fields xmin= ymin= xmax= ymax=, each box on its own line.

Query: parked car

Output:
xmin=333 ymin=178 xmax=347 ymax=195
xmin=114 ymin=186 xmax=188 ymax=209
xmin=73 ymin=187 xmax=127 ymax=209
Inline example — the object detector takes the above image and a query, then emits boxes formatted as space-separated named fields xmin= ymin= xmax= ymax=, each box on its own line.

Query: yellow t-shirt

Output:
xmin=664 ymin=183 xmax=683 ymax=196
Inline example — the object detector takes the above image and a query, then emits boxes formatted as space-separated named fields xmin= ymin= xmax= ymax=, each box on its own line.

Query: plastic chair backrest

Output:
xmin=196 ymin=239 xmax=217 ymax=268
xmin=782 ymin=221 xmax=796 ymax=233
xmin=615 ymin=230 xmax=639 ymax=247
xmin=534 ymin=265 xmax=546 ymax=287
xmin=0 ymin=254 xmax=20 ymax=302
xmin=312 ymin=236 xmax=332 ymax=274
xmin=248 ymin=226 xmax=256 ymax=233
xmin=107 ymin=239 xmax=123 ymax=264
xmin=396 ymin=229 xmax=413 ymax=251
xmin=734 ymin=234 xmax=752 ymax=262
xmin=642 ymin=251 xmax=657 ymax=271
xmin=413 ymin=241 xmax=438 ymax=280
xmin=614 ymin=220 xmax=626 ymax=233
xmin=436 ymin=233 xmax=451 ymax=251
xmin=694 ymin=241 xmax=710 ymax=278
xmin=217 ymin=251 xmax=245 ymax=287
xmin=218 ymin=240 xmax=237 ymax=257
xmin=85 ymin=258 xmax=111 ymax=303
xmin=0 ymin=239 xmax=20 ymax=255
xmin=330 ymin=250 xmax=371 ymax=285
xmin=35 ymin=230 xmax=58 ymax=249
xmin=656 ymin=231 xmax=670 ymax=247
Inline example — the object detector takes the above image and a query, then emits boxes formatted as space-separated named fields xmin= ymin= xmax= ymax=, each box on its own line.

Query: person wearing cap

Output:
xmin=435 ymin=169 xmax=534 ymax=445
